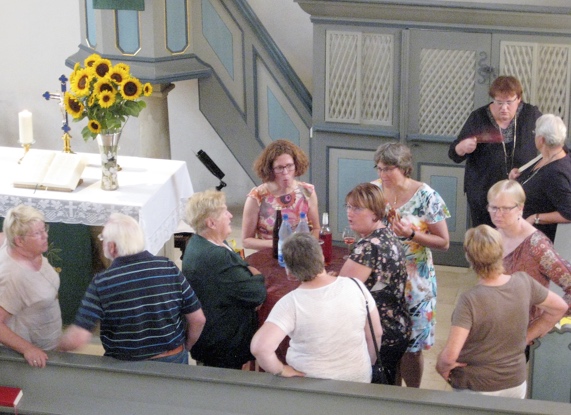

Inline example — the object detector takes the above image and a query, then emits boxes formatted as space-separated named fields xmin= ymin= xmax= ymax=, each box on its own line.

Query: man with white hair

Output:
xmin=58 ymin=213 xmax=205 ymax=364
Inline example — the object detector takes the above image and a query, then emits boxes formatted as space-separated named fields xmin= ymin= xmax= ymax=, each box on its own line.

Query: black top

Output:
xmin=519 ymin=153 xmax=571 ymax=242
xmin=449 ymin=102 xmax=541 ymax=226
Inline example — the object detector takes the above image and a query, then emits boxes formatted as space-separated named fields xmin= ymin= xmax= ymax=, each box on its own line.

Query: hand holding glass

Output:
xmin=342 ymin=226 xmax=356 ymax=259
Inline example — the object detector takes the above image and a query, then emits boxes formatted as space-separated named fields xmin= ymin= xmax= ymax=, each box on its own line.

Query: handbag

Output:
xmin=350 ymin=278 xmax=389 ymax=385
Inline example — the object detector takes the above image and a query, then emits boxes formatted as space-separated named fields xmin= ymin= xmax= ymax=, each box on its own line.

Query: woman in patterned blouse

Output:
xmin=487 ymin=179 xmax=571 ymax=324
xmin=339 ymin=183 xmax=411 ymax=385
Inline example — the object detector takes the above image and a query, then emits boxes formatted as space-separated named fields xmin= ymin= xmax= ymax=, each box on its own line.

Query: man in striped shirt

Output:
xmin=58 ymin=213 xmax=205 ymax=364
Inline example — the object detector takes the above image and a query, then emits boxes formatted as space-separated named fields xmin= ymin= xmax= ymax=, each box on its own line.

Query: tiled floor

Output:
xmin=75 ymin=204 xmax=475 ymax=391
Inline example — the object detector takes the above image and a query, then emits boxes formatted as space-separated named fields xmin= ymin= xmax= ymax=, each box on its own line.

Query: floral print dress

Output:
xmin=247 ymin=182 xmax=314 ymax=238
xmin=349 ymin=227 xmax=411 ymax=349
xmin=373 ymin=180 xmax=450 ymax=352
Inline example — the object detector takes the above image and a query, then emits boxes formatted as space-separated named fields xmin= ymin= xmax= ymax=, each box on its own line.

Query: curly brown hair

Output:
xmin=253 ymin=140 xmax=309 ymax=182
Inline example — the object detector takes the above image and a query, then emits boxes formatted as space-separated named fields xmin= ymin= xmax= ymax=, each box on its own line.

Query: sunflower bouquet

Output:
xmin=64 ymin=53 xmax=152 ymax=141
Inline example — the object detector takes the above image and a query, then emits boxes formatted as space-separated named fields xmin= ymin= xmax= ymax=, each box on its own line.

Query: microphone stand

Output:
xmin=195 ymin=150 xmax=227 ymax=191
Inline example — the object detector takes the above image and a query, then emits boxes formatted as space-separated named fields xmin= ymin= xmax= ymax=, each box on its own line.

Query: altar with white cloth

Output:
xmin=0 ymin=146 xmax=194 ymax=323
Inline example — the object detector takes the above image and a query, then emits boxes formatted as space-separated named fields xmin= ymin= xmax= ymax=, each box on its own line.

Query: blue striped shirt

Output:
xmin=74 ymin=251 xmax=202 ymax=360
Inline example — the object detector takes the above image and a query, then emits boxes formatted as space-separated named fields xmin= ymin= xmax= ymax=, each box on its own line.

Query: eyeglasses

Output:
xmin=344 ymin=204 xmax=365 ymax=213
xmin=374 ymin=165 xmax=398 ymax=174
xmin=25 ymin=224 xmax=49 ymax=238
xmin=487 ymin=205 xmax=518 ymax=214
xmin=273 ymin=163 xmax=295 ymax=174
xmin=492 ymin=99 xmax=518 ymax=108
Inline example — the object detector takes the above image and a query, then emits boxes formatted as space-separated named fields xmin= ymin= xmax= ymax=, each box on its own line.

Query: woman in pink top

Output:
xmin=242 ymin=140 xmax=319 ymax=250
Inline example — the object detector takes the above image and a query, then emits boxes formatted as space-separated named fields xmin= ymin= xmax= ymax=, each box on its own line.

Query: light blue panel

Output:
xmin=116 ymin=10 xmax=140 ymax=54
xmin=202 ymin=0 xmax=234 ymax=79
xmin=86 ymin=0 xmax=97 ymax=47
xmin=267 ymin=88 xmax=300 ymax=146
xmin=166 ymin=0 xmax=188 ymax=53
xmin=336 ymin=158 xmax=375 ymax=233
xmin=429 ymin=175 xmax=457 ymax=233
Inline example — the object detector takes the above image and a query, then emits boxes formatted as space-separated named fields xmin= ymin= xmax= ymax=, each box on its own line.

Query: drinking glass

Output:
xmin=342 ymin=226 xmax=356 ymax=259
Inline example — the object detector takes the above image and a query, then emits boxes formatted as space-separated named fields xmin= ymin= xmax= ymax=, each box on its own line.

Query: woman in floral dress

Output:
xmin=372 ymin=142 xmax=450 ymax=387
xmin=339 ymin=183 xmax=411 ymax=385
xmin=242 ymin=140 xmax=319 ymax=250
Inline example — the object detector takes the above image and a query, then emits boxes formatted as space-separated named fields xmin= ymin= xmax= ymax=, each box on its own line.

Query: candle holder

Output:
xmin=18 ymin=140 xmax=35 ymax=164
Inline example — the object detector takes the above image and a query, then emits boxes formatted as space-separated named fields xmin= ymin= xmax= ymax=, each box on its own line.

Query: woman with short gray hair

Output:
xmin=251 ymin=233 xmax=382 ymax=382
xmin=510 ymin=113 xmax=571 ymax=241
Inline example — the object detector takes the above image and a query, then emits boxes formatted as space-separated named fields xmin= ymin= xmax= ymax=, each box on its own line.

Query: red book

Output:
xmin=0 ymin=386 xmax=23 ymax=407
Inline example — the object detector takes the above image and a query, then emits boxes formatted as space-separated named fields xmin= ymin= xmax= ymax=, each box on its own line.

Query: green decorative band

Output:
xmin=93 ymin=0 xmax=144 ymax=11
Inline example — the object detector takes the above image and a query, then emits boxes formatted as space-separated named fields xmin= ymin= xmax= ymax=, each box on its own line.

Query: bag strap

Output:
xmin=349 ymin=277 xmax=383 ymax=365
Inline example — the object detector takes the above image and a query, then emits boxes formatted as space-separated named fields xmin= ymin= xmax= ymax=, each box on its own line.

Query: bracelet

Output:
xmin=534 ymin=214 xmax=540 ymax=225
xmin=407 ymin=230 xmax=416 ymax=241
xmin=274 ymin=365 xmax=285 ymax=376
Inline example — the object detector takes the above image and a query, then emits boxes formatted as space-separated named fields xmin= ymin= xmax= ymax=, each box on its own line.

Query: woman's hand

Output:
xmin=508 ymin=167 xmax=521 ymax=180
xmin=280 ymin=364 xmax=305 ymax=378
xmin=391 ymin=217 xmax=413 ymax=239
xmin=455 ymin=137 xmax=477 ymax=157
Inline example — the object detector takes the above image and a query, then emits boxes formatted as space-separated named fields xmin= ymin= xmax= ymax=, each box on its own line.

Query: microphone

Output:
xmin=195 ymin=150 xmax=227 ymax=191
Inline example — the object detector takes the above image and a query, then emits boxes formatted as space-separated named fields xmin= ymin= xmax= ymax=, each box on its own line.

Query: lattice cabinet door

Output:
xmin=406 ymin=29 xmax=492 ymax=142
xmin=325 ymin=30 xmax=395 ymax=126
xmin=500 ymin=40 xmax=571 ymax=124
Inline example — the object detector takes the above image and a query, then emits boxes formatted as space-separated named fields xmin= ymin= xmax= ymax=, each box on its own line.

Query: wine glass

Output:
xmin=342 ymin=226 xmax=356 ymax=259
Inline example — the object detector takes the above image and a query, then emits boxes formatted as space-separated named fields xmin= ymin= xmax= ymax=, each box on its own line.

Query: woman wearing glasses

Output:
xmin=242 ymin=140 xmax=319 ymax=250
xmin=0 ymin=204 xmax=61 ymax=368
xmin=372 ymin=142 xmax=450 ymax=388
xmin=509 ymin=114 xmax=571 ymax=242
xmin=339 ymin=183 xmax=410 ymax=385
xmin=487 ymin=180 xmax=571 ymax=327
xmin=449 ymin=75 xmax=542 ymax=227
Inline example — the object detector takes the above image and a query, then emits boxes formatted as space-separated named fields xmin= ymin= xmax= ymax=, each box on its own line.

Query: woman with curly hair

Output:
xmin=242 ymin=140 xmax=319 ymax=250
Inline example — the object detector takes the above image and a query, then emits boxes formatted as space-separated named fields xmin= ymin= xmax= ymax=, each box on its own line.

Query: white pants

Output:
xmin=453 ymin=381 xmax=527 ymax=399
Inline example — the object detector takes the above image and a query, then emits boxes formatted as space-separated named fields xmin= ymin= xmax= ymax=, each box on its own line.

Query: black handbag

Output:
xmin=350 ymin=278 xmax=389 ymax=385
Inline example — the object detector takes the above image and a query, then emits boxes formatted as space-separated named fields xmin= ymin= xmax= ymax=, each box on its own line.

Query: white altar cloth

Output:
xmin=0 ymin=147 xmax=193 ymax=254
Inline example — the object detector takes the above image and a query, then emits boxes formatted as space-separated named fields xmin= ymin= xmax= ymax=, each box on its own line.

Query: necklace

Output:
xmin=521 ymin=149 xmax=564 ymax=186
xmin=500 ymin=117 xmax=517 ymax=177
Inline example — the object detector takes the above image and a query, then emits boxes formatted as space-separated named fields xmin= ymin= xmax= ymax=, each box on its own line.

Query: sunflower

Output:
xmin=143 ymin=83 xmax=153 ymax=97
xmin=87 ymin=119 xmax=102 ymax=134
xmin=120 ymin=78 xmax=143 ymax=100
xmin=98 ymin=90 xmax=116 ymax=108
xmin=70 ymin=68 xmax=93 ymax=97
xmin=93 ymin=78 xmax=115 ymax=95
xmin=84 ymin=53 xmax=101 ymax=68
xmin=108 ymin=66 xmax=129 ymax=85
xmin=93 ymin=58 xmax=112 ymax=78
xmin=64 ymin=92 xmax=84 ymax=118
xmin=115 ymin=63 xmax=130 ymax=73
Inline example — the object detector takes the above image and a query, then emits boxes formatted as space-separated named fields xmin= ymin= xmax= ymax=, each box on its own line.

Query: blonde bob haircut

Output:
xmin=3 ymin=204 xmax=45 ymax=248
xmin=463 ymin=225 xmax=505 ymax=279
xmin=102 ymin=213 xmax=146 ymax=257
xmin=185 ymin=189 xmax=226 ymax=234
xmin=487 ymin=179 xmax=525 ymax=207
xmin=345 ymin=183 xmax=387 ymax=221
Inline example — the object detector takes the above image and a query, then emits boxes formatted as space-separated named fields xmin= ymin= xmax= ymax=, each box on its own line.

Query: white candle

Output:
xmin=18 ymin=110 xmax=34 ymax=144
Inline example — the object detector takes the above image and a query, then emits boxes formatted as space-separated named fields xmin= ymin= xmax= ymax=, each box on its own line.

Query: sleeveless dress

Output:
xmin=247 ymin=182 xmax=314 ymax=238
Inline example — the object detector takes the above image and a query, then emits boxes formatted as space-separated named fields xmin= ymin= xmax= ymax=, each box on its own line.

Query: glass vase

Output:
xmin=96 ymin=130 xmax=121 ymax=191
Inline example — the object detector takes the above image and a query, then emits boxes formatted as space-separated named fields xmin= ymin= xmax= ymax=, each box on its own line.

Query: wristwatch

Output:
xmin=534 ymin=214 xmax=540 ymax=225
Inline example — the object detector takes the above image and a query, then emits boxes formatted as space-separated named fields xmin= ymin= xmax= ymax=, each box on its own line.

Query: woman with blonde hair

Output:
xmin=487 ymin=179 xmax=570 ymax=325
xmin=183 ymin=189 xmax=266 ymax=369
xmin=0 ymin=204 xmax=61 ymax=368
xmin=436 ymin=225 xmax=567 ymax=398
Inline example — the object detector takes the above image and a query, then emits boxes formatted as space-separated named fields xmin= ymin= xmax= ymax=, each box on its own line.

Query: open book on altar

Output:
xmin=14 ymin=150 xmax=86 ymax=192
